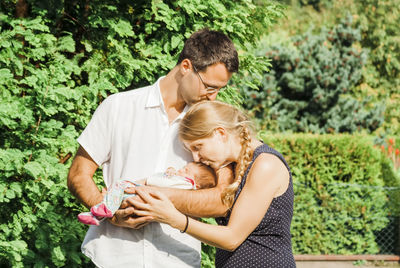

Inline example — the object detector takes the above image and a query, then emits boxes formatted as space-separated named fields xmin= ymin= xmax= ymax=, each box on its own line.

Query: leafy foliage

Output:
xmin=356 ymin=0 xmax=400 ymax=87
xmin=200 ymin=218 xmax=217 ymax=268
xmin=0 ymin=0 xmax=284 ymax=266
xmin=242 ymin=16 xmax=385 ymax=133
xmin=354 ymin=0 xmax=400 ymax=135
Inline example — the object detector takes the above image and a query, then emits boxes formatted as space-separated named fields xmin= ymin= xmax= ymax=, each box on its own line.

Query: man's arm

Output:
xmin=67 ymin=146 xmax=102 ymax=208
xmin=128 ymin=165 xmax=234 ymax=218
xmin=68 ymin=146 xmax=152 ymax=228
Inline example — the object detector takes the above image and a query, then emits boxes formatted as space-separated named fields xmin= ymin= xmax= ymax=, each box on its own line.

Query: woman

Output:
xmin=132 ymin=101 xmax=295 ymax=267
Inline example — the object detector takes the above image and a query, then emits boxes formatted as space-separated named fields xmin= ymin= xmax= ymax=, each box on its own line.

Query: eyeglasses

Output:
xmin=192 ymin=65 xmax=221 ymax=94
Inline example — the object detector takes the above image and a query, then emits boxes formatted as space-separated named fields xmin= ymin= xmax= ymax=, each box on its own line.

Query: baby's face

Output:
xmin=176 ymin=163 xmax=199 ymax=179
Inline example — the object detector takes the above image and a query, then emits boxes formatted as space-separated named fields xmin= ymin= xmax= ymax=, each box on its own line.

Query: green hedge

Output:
xmin=261 ymin=133 xmax=399 ymax=254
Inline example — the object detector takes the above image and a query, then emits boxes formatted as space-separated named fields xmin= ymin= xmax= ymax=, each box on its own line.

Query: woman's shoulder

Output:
xmin=251 ymin=152 xmax=287 ymax=176
xmin=248 ymin=145 xmax=290 ymax=186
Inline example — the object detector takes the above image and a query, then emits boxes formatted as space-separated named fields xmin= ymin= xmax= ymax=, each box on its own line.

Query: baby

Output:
xmin=78 ymin=162 xmax=216 ymax=225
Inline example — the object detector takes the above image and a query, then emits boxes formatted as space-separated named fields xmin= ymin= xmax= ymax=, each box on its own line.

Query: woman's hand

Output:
xmin=127 ymin=187 xmax=187 ymax=231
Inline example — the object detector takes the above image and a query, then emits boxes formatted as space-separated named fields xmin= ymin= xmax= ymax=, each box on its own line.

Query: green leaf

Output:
xmin=57 ymin=35 xmax=75 ymax=52
xmin=110 ymin=19 xmax=135 ymax=38
xmin=52 ymin=246 xmax=65 ymax=261
xmin=170 ymin=35 xmax=182 ymax=49
xmin=24 ymin=161 xmax=44 ymax=179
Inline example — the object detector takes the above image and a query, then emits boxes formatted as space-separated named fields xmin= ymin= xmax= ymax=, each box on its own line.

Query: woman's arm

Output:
xmin=132 ymin=154 xmax=290 ymax=251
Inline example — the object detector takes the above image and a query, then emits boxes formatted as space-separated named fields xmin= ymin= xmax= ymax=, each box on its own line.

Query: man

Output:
xmin=67 ymin=29 xmax=239 ymax=267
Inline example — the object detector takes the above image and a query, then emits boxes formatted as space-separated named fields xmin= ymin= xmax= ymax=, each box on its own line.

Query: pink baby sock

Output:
xmin=90 ymin=203 xmax=113 ymax=218
xmin=77 ymin=212 xmax=100 ymax=226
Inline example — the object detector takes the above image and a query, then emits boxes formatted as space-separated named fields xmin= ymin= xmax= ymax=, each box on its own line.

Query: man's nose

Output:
xmin=206 ymin=91 xmax=219 ymax=101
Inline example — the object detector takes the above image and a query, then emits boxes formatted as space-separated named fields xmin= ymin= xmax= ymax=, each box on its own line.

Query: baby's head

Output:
xmin=177 ymin=162 xmax=216 ymax=189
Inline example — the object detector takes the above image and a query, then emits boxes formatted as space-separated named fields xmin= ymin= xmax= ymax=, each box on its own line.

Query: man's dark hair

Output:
xmin=177 ymin=29 xmax=239 ymax=73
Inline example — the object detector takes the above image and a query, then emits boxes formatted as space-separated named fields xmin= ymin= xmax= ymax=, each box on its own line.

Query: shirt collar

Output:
xmin=145 ymin=76 xmax=189 ymax=121
xmin=145 ymin=76 xmax=165 ymax=108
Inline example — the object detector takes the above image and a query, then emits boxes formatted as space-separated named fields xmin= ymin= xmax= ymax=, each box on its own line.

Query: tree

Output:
xmin=242 ymin=16 xmax=384 ymax=133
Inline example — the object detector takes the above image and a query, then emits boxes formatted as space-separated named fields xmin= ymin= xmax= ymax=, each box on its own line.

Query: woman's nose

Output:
xmin=192 ymin=152 xmax=200 ymax=162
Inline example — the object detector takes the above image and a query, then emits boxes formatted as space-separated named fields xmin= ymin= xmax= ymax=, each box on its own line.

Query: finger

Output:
xmin=122 ymin=194 xmax=144 ymax=208
xmin=135 ymin=187 xmax=157 ymax=204
xmin=131 ymin=218 xmax=153 ymax=229
xmin=124 ymin=216 xmax=153 ymax=229
xmin=129 ymin=198 xmax=152 ymax=211
xmin=124 ymin=187 xmax=137 ymax=194
xmin=120 ymin=199 xmax=129 ymax=209
xmin=115 ymin=206 xmax=135 ymax=218
xmin=108 ymin=215 xmax=153 ymax=229
xmin=148 ymin=190 xmax=167 ymax=201
xmin=132 ymin=209 xmax=153 ymax=217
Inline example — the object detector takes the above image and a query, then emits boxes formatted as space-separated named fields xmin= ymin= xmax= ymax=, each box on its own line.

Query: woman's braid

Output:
xmin=221 ymin=125 xmax=253 ymax=207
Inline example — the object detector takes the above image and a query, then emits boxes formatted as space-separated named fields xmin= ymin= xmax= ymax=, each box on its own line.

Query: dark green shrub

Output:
xmin=242 ymin=16 xmax=385 ymax=134
xmin=261 ymin=133 xmax=398 ymax=254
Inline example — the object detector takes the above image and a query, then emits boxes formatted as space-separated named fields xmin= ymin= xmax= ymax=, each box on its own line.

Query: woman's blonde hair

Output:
xmin=179 ymin=101 xmax=254 ymax=207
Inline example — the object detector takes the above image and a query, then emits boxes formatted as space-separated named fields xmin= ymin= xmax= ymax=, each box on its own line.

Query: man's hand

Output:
xmin=108 ymin=207 xmax=152 ymax=229
xmin=107 ymin=187 xmax=152 ymax=229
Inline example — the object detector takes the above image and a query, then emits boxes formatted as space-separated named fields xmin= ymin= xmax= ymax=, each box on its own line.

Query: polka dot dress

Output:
xmin=215 ymin=143 xmax=296 ymax=268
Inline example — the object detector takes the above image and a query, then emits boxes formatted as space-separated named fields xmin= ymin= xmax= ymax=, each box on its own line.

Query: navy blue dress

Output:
xmin=215 ymin=143 xmax=296 ymax=267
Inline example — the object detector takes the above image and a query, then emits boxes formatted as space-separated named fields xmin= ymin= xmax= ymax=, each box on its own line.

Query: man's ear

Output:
xmin=179 ymin=59 xmax=192 ymax=75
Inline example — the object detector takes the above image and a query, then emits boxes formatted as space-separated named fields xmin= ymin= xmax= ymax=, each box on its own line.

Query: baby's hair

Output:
xmin=192 ymin=162 xmax=216 ymax=189
xmin=179 ymin=101 xmax=255 ymax=207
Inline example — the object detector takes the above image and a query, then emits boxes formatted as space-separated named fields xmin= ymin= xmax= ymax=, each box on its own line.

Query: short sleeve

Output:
xmin=77 ymin=95 xmax=116 ymax=166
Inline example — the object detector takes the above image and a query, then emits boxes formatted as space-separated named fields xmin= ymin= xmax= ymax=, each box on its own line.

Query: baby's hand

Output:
xmin=165 ymin=167 xmax=176 ymax=177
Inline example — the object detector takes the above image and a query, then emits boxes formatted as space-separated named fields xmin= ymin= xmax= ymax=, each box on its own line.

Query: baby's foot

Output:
xmin=77 ymin=212 xmax=100 ymax=226
xmin=91 ymin=203 xmax=113 ymax=218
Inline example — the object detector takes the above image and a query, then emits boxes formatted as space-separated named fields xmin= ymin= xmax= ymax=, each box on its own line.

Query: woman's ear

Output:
xmin=214 ymin=127 xmax=228 ymax=141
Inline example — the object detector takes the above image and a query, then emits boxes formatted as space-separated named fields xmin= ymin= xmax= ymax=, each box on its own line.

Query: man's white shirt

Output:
xmin=78 ymin=77 xmax=200 ymax=267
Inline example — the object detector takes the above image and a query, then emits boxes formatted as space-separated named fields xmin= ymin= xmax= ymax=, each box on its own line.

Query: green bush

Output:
xmin=0 ymin=1 xmax=284 ymax=267
xmin=242 ymin=16 xmax=385 ymax=133
xmin=261 ymin=133 xmax=399 ymax=254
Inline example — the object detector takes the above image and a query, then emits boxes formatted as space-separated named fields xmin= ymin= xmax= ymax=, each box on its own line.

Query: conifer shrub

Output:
xmin=261 ymin=133 xmax=399 ymax=254
xmin=242 ymin=16 xmax=385 ymax=134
